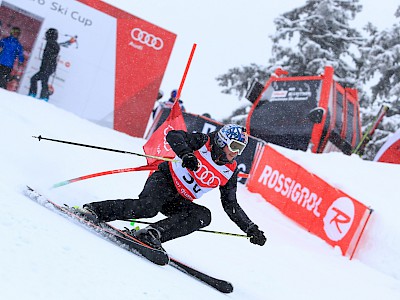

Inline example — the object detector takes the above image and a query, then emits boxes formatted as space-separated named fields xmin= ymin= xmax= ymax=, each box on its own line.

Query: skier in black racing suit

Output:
xmin=82 ymin=124 xmax=266 ymax=249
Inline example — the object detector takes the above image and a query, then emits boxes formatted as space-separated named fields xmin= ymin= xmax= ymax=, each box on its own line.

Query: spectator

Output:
xmin=0 ymin=27 xmax=24 ymax=89
xmin=28 ymin=28 xmax=60 ymax=102
xmin=164 ymin=89 xmax=186 ymax=111
xmin=157 ymin=89 xmax=164 ymax=101
xmin=152 ymin=89 xmax=186 ymax=119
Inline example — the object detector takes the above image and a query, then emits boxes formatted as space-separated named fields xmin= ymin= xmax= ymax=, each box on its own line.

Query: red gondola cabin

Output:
xmin=245 ymin=66 xmax=362 ymax=155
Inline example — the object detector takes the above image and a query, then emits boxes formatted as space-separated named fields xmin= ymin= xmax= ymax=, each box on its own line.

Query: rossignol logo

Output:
xmin=257 ymin=165 xmax=322 ymax=217
xmin=323 ymin=197 xmax=355 ymax=242
xmin=129 ymin=28 xmax=163 ymax=50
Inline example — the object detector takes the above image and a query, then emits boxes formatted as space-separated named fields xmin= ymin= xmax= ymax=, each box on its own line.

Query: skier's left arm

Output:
xmin=220 ymin=170 xmax=266 ymax=246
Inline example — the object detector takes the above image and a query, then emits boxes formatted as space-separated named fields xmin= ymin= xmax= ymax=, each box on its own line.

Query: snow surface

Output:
xmin=1 ymin=89 xmax=400 ymax=300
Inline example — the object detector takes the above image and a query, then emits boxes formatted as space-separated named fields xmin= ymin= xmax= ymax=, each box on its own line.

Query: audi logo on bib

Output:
xmin=130 ymin=28 xmax=163 ymax=50
xmin=194 ymin=162 xmax=221 ymax=187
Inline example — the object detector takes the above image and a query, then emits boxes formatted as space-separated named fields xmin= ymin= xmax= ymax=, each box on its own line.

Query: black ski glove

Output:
xmin=247 ymin=224 xmax=266 ymax=246
xmin=181 ymin=153 xmax=199 ymax=171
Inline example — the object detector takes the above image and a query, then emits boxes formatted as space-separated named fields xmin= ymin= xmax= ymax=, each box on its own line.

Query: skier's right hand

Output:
xmin=181 ymin=153 xmax=199 ymax=171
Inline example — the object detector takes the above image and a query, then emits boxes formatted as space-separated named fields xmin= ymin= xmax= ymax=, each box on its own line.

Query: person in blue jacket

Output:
xmin=0 ymin=27 xmax=24 ymax=89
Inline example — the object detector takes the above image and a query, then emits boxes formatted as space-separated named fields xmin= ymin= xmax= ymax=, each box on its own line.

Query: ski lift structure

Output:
xmin=245 ymin=66 xmax=362 ymax=155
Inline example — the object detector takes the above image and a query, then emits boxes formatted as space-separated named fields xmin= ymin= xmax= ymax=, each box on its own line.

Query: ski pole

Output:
xmin=125 ymin=219 xmax=249 ymax=238
xmin=32 ymin=135 xmax=178 ymax=162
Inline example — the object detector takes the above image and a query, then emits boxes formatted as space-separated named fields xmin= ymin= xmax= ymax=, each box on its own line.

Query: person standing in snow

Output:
xmin=0 ymin=27 xmax=24 ymax=89
xmin=164 ymin=89 xmax=186 ymax=111
xmin=81 ymin=124 xmax=266 ymax=250
xmin=28 ymin=28 xmax=60 ymax=102
xmin=152 ymin=89 xmax=186 ymax=119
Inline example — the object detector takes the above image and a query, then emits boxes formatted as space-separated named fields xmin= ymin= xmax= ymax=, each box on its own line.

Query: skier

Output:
xmin=81 ymin=124 xmax=266 ymax=249
xmin=28 ymin=28 xmax=60 ymax=101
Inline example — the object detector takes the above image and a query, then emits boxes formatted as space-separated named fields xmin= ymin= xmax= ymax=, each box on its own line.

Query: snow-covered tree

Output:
xmin=358 ymin=6 xmax=400 ymax=160
xmin=270 ymin=0 xmax=363 ymax=87
xmin=215 ymin=64 xmax=271 ymax=99
xmin=217 ymin=1 xmax=400 ymax=161
xmin=216 ymin=0 xmax=364 ymax=100
xmin=359 ymin=8 xmax=400 ymax=107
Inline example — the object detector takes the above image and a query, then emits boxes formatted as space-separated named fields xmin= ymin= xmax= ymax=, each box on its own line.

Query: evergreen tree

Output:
xmin=217 ymin=1 xmax=400 ymax=161
xmin=215 ymin=63 xmax=271 ymax=99
xmin=216 ymin=0 xmax=366 ymax=132
xmin=358 ymin=6 xmax=400 ymax=160
xmin=216 ymin=0 xmax=364 ymax=100
xmin=270 ymin=0 xmax=363 ymax=87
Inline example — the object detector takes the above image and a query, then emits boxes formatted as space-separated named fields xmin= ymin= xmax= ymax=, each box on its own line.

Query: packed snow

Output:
xmin=1 ymin=89 xmax=399 ymax=299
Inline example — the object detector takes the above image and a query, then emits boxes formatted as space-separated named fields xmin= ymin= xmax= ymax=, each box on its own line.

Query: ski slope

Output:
xmin=1 ymin=89 xmax=399 ymax=300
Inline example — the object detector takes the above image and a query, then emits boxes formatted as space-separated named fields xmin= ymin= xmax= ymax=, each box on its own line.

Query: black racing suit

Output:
xmin=86 ymin=130 xmax=254 ymax=243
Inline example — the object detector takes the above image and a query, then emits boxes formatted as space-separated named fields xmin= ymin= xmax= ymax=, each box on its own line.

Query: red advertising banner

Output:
xmin=113 ymin=19 xmax=176 ymax=137
xmin=247 ymin=145 xmax=372 ymax=258
xmin=78 ymin=0 xmax=176 ymax=138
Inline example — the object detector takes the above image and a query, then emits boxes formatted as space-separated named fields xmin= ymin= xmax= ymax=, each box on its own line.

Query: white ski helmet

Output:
xmin=215 ymin=124 xmax=248 ymax=155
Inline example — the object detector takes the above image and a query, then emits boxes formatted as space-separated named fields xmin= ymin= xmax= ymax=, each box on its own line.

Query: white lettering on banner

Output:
xmin=258 ymin=165 xmax=322 ymax=217
xmin=323 ymin=197 xmax=355 ymax=241
xmin=163 ymin=125 xmax=173 ymax=152
xmin=237 ymin=163 xmax=247 ymax=183
xmin=201 ymin=123 xmax=217 ymax=134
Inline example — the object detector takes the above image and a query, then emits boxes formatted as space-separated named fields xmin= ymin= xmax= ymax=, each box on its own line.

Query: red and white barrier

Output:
xmin=247 ymin=144 xmax=372 ymax=258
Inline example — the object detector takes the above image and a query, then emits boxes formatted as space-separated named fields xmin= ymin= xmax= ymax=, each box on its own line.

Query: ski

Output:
xmin=118 ymin=229 xmax=233 ymax=292
xmin=24 ymin=186 xmax=233 ymax=293
xmin=169 ymin=258 xmax=234 ymax=293
xmin=105 ymin=226 xmax=233 ymax=293
xmin=24 ymin=186 xmax=169 ymax=265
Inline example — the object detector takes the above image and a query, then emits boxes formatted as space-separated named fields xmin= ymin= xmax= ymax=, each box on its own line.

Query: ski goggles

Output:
xmin=227 ymin=140 xmax=247 ymax=155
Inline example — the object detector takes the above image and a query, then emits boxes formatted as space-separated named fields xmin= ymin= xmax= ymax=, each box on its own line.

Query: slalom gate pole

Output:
xmin=33 ymin=135 xmax=178 ymax=162
xmin=51 ymin=165 xmax=158 ymax=189
xmin=175 ymin=43 xmax=197 ymax=101
xmin=125 ymin=219 xmax=248 ymax=238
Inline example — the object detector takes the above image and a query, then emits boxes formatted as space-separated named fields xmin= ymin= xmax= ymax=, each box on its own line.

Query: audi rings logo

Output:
xmin=163 ymin=126 xmax=173 ymax=152
xmin=194 ymin=162 xmax=221 ymax=186
xmin=130 ymin=28 xmax=163 ymax=50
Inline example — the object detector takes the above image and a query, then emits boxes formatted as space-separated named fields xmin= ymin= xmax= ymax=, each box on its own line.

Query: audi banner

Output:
xmin=5 ymin=0 xmax=176 ymax=137
xmin=247 ymin=144 xmax=372 ymax=258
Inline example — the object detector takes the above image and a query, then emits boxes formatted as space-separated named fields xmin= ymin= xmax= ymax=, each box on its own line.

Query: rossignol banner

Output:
xmin=2 ymin=0 xmax=175 ymax=137
xmin=247 ymin=145 xmax=372 ymax=258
